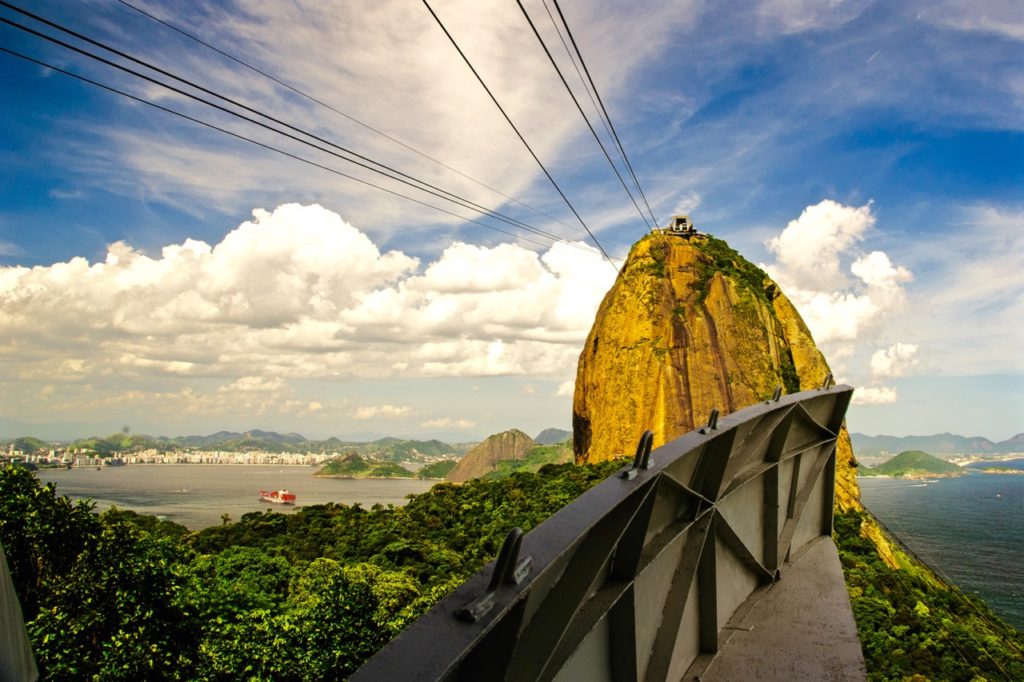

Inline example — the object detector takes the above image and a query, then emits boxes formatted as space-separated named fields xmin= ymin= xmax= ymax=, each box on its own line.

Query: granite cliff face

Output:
xmin=573 ymin=233 xmax=860 ymax=510
xmin=445 ymin=429 xmax=535 ymax=483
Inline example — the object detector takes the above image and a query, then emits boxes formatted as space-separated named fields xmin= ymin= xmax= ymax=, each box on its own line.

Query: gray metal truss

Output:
xmin=352 ymin=384 xmax=853 ymax=681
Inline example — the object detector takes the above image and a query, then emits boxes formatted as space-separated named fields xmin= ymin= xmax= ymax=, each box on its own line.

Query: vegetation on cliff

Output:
xmin=5 ymin=457 xmax=1023 ymax=680
xmin=860 ymin=450 xmax=963 ymax=478
xmin=445 ymin=428 xmax=535 ymax=482
xmin=482 ymin=440 xmax=572 ymax=479
xmin=1 ymin=461 xmax=621 ymax=680
xmin=315 ymin=453 xmax=413 ymax=478
xmin=835 ymin=509 xmax=1024 ymax=680
xmin=415 ymin=459 xmax=459 ymax=479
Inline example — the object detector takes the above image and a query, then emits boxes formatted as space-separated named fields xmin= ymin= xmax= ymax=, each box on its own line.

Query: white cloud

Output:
xmin=353 ymin=404 xmax=413 ymax=420
xmin=870 ymin=343 xmax=919 ymax=378
xmin=756 ymin=0 xmax=872 ymax=34
xmin=556 ymin=380 xmax=575 ymax=397
xmin=766 ymin=199 xmax=875 ymax=291
xmin=219 ymin=376 xmax=286 ymax=393
xmin=1 ymin=204 xmax=617 ymax=421
xmin=852 ymin=386 xmax=899 ymax=405
xmin=420 ymin=417 xmax=475 ymax=429
xmin=671 ymin=191 xmax=702 ymax=217
xmin=50 ymin=0 xmax=702 ymax=236
xmin=882 ymin=205 xmax=1024 ymax=375
xmin=921 ymin=1 xmax=1024 ymax=41
xmin=762 ymin=200 xmax=911 ymax=346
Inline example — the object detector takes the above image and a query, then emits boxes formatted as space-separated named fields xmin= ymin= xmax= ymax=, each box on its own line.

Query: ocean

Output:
xmin=858 ymin=458 xmax=1024 ymax=631
xmin=36 ymin=464 xmax=435 ymax=530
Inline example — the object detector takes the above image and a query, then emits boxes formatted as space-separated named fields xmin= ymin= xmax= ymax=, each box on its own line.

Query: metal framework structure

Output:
xmin=352 ymin=384 xmax=853 ymax=681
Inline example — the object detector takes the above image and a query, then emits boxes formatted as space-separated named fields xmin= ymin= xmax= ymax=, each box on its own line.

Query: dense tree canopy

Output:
xmin=2 ymin=463 xmax=1021 ymax=680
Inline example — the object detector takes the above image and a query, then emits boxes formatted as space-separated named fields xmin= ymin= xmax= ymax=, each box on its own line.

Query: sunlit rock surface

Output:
xmin=572 ymin=233 xmax=861 ymax=510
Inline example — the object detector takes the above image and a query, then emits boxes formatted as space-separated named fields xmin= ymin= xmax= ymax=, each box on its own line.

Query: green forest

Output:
xmin=2 ymin=463 xmax=1022 ymax=680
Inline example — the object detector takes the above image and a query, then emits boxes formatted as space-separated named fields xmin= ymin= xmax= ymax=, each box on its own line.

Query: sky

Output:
xmin=1 ymin=0 xmax=1022 ymax=444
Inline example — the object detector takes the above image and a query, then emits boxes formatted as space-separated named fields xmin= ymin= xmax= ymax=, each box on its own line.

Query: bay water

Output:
xmin=37 ymin=464 xmax=435 ymax=530
xmin=859 ymin=459 xmax=1024 ymax=630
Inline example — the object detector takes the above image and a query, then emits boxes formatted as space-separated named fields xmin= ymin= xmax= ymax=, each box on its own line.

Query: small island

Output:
xmin=314 ymin=452 xmax=413 ymax=479
xmin=979 ymin=467 xmax=1024 ymax=476
xmin=314 ymin=453 xmax=462 ymax=479
xmin=859 ymin=450 xmax=964 ymax=479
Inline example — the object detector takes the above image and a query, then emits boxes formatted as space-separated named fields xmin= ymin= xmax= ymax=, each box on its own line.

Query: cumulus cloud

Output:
xmin=353 ymin=404 xmax=413 ymax=420
xmin=763 ymin=200 xmax=912 ymax=345
xmin=870 ymin=343 xmax=919 ymax=378
xmin=556 ymin=380 xmax=575 ymax=397
xmin=1 ymin=204 xmax=615 ymax=420
xmin=420 ymin=417 xmax=475 ymax=429
xmin=766 ymin=200 xmax=876 ymax=291
xmin=852 ymin=386 xmax=899 ymax=405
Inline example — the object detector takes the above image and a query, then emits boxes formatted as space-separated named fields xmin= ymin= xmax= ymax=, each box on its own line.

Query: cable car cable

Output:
xmin=550 ymin=0 xmax=659 ymax=227
xmin=420 ymin=0 xmax=619 ymax=274
xmin=0 ymin=45 xmax=563 ymax=252
xmin=113 ymin=0 xmax=582 ymax=235
xmin=0 ymin=2 xmax=579 ymax=245
xmin=514 ymin=0 xmax=651 ymax=230
xmin=0 ymin=11 xmax=580 ymax=247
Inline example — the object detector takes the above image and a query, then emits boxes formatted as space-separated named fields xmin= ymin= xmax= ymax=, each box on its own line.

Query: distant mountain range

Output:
xmin=4 ymin=428 xmax=569 ymax=464
xmin=851 ymin=432 xmax=1024 ymax=457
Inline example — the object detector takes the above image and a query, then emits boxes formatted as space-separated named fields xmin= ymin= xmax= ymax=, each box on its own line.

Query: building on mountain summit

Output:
xmin=653 ymin=214 xmax=702 ymax=237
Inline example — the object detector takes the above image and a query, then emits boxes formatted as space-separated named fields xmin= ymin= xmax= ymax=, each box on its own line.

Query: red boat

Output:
xmin=259 ymin=489 xmax=296 ymax=505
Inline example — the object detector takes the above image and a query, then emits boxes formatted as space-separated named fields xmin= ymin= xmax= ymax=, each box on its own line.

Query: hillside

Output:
xmin=314 ymin=453 xmax=413 ymax=479
xmin=482 ymin=440 xmax=573 ymax=479
xmin=416 ymin=460 xmax=459 ymax=479
xmin=572 ymin=233 xmax=859 ymax=509
xmin=445 ymin=429 xmax=534 ymax=482
xmin=533 ymin=428 xmax=571 ymax=445
xmin=10 ymin=436 xmax=50 ymax=453
xmin=861 ymin=450 xmax=963 ymax=479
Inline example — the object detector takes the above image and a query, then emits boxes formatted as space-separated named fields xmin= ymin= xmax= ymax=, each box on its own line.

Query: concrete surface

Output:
xmin=700 ymin=536 xmax=866 ymax=681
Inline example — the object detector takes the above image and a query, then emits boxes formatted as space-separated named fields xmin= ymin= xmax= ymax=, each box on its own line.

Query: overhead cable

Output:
xmin=514 ymin=0 xmax=652 ymax=231
xmin=0 ymin=46 xmax=561 ymax=251
xmin=420 ymin=0 xmax=619 ymax=274
xmin=549 ymin=0 xmax=660 ymax=227
xmin=113 ymin=0 xmax=582 ymax=235
xmin=0 ymin=5 xmax=579 ymax=248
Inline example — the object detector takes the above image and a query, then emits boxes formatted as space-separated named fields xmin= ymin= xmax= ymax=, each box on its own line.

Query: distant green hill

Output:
xmin=534 ymin=428 xmax=571 ymax=445
xmin=69 ymin=433 xmax=167 ymax=455
xmin=861 ymin=450 xmax=963 ymax=478
xmin=482 ymin=441 xmax=573 ymax=480
xmin=416 ymin=460 xmax=459 ymax=479
xmin=314 ymin=453 xmax=413 ymax=479
xmin=12 ymin=436 xmax=50 ymax=453
xmin=358 ymin=438 xmax=455 ymax=462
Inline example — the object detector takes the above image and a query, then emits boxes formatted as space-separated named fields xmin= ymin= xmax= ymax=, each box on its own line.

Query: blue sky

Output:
xmin=1 ymin=0 xmax=1021 ymax=443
